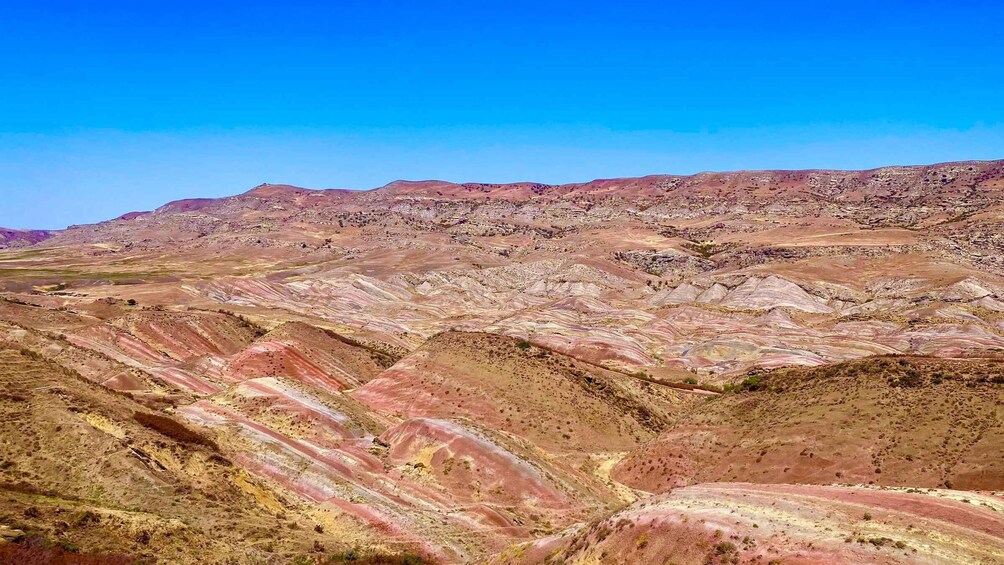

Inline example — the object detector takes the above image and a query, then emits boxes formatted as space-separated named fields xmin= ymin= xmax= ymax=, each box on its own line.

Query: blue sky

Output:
xmin=2 ymin=1 xmax=1003 ymax=228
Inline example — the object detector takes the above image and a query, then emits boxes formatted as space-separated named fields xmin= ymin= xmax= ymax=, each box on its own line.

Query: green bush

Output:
xmin=724 ymin=374 xmax=764 ymax=393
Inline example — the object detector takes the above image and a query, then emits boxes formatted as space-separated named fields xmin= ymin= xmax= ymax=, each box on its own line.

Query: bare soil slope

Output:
xmin=0 ymin=345 xmax=380 ymax=564
xmin=353 ymin=332 xmax=683 ymax=455
xmin=485 ymin=483 xmax=1004 ymax=565
xmin=615 ymin=356 xmax=1004 ymax=492
xmin=2 ymin=160 xmax=1004 ymax=563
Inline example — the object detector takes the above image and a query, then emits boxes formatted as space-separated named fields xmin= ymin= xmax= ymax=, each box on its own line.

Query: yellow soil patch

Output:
xmin=230 ymin=469 xmax=285 ymax=513
xmin=590 ymin=452 xmax=638 ymax=505
xmin=80 ymin=412 xmax=126 ymax=439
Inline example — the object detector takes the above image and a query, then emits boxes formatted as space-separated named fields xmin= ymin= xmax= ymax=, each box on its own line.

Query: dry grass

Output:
xmin=0 ymin=537 xmax=140 ymax=565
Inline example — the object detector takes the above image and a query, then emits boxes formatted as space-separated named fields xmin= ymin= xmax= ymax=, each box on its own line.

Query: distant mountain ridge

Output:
xmin=17 ymin=158 xmax=997 ymax=251
xmin=10 ymin=158 xmax=1004 ymax=235
xmin=0 ymin=227 xmax=54 ymax=248
xmin=245 ymin=157 xmax=1004 ymax=201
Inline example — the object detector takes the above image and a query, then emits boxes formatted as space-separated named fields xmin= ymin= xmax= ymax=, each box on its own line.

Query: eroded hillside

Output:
xmin=1 ymin=161 xmax=1003 ymax=563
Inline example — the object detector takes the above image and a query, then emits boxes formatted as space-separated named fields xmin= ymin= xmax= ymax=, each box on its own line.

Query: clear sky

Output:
xmin=2 ymin=1 xmax=1003 ymax=229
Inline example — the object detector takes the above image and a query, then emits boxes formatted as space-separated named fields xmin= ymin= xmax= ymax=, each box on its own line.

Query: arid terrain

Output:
xmin=1 ymin=159 xmax=1003 ymax=564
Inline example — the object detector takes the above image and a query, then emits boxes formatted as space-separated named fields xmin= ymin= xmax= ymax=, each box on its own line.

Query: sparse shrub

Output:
xmin=890 ymin=367 xmax=924 ymax=388
xmin=55 ymin=539 xmax=79 ymax=553
xmin=71 ymin=510 xmax=100 ymax=527
xmin=207 ymin=453 xmax=232 ymax=466
xmin=724 ymin=374 xmax=764 ymax=393
xmin=326 ymin=549 xmax=426 ymax=564
xmin=0 ymin=535 xmax=139 ymax=564
xmin=516 ymin=340 xmax=531 ymax=350
xmin=869 ymin=537 xmax=893 ymax=547
xmin=329 ymin=548 xmax=360 ymax=562
xmin=714 ymin=541 xmax=737 ymax=555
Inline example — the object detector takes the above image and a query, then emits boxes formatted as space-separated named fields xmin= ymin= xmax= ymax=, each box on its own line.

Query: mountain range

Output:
xmin=1 ymin=159 xmax=1003 ymax=564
